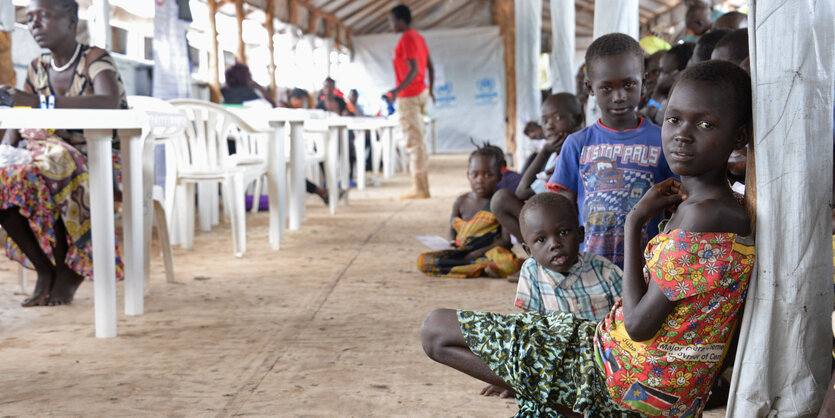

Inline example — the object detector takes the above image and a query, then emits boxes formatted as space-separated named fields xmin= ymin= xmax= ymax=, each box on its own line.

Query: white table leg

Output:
xmin=121 ymin=129 xmax=145 ymax=316
xmin=383 ymin=126 xmax=396 ymax=179
xmin=381 ymin=127 xmax=391 ymax=179
xmin=267 ymin=123 xmax=286 ymax=250
xmin=371 ymin=128 xmax=381 ymax=177
xmin=288 ymin=121 xmax=305 ymax=231
xmin=142 ymin=134 xmax=155 ymax=294
xmin=326 ymin=127 xmax=339 ymax=215
xmin=85 ymin=129 xmax=118 ymax=338
xmin=355 ymin=129 xmax=367 ymax=190
xmin=339 ymin=127 xmax=350 ymax=205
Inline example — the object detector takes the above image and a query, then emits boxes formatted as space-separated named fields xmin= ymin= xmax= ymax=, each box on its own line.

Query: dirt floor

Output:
xmin=0 ymin=154 xmax=724 ymax=417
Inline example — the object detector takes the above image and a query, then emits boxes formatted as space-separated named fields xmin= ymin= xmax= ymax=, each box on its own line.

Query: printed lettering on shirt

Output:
xmin=580 ymin=158 xmax=654 ymax=264
xmin=656 ymin=343 xmax=726 ymax=363
xmin=579 ymin=143 xmax=662 ymax=167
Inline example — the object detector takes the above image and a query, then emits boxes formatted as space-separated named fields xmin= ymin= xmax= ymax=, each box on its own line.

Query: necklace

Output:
xmin=50 ymin=43 xmax=81 ymax=72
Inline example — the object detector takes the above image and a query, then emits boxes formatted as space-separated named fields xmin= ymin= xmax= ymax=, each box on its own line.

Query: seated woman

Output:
xmin=221 ymin=62 xmax=276 ymax=108
xmin=0 ymin=0 xmax=126 ymax=306
xmin=277 ymin=87 xmax=341 ymax=205
xmin=417 ymin=142 xmax=523 ymax=279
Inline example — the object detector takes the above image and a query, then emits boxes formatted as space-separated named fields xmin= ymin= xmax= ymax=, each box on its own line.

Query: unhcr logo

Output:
xmin=475 ymin=77 xmax=498 ymax=105
xmin=434 ymin=82 xmax=456 ymax=109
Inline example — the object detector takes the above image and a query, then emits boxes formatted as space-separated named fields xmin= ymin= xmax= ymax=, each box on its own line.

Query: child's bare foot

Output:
xmin=480 ymin=384 xmax=515 ymax=399
xmin=484 ymin=265 xmax=502 ymax=278
xmin=47 ymin=267 xmax=84 ymax=306
xmin=21 ymin=271 xmax=54 ymax=307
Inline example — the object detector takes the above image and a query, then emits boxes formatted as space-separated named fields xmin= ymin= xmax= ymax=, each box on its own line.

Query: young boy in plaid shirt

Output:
xmin=514 ymin=193 xmax=622 ymax=322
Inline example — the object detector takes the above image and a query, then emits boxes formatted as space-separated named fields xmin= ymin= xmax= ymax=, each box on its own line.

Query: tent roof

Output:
xmin=306 ymin=0 xmax=684 ymax=36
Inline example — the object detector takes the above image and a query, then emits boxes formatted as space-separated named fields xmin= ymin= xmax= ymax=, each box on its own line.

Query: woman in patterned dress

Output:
xmin=0 ymin=0 xmax=126 ymax=306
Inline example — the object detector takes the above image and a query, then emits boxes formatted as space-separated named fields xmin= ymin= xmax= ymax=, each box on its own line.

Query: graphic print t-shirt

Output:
xmin=546 ymin=119 xmax=675 ymax=267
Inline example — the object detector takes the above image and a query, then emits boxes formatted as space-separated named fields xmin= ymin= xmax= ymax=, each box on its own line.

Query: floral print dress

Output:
xmin=0 ymin=45 xmax=126 ymax=279
xmin=595 ymin=230 xmax=755 ymax=416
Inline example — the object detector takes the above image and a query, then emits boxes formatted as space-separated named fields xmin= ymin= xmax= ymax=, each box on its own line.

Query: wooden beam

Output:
xmin=295 ymin=0 xmax=352 ymax=51
xmin=208 ymin=0 xmax=222 ymax=103
xmin=425 ymin=1 xmax=473 ymax=29
xmin=324 ymin=18 xmax=334 ymax=38
xmin=341 ymin=0 xmax=388 ymax=25
xmin=492 ymin=0 xmax=516 ymax=160
xmin=288 ymin=0 xmax=298 ymax=27
xmin=266 ymin=0 xmax=277 ymax=102
xmin=363 ymin=0 xmax=443 ymax=35
xmin=350 ymin=1 xmax=395 ymax=32
xmin=320 ymin=0 xmax=354 ymax=14
xmin=235 ymin=0 xmax=246 ymax=64
xmin=307 ymin=9 xmax=320 ymax=35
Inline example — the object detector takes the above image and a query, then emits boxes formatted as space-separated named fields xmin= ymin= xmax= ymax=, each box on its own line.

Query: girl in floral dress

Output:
xmin=420 ymin=60 xmax=756 ymax=417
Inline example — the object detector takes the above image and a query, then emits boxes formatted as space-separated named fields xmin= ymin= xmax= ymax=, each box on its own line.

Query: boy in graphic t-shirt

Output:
xmin=546 ymin=35 xmax=676 ymax=268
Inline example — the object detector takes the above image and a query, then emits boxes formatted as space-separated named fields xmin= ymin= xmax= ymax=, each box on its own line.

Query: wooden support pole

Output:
xmin=235 ymin=0 xmax=246 ymax=65
xmin=307 ymin=10 xmax=319 ymax=35
xmin=208 ymin=0 xmax=222 ymax=103
xmin=288 ymin=0 xmax=298 ymax=27
xmin=334 ymin=25 xmax=341 ymax=50
xmin=492 ymin=0 xmax=516 ymax=159
xmin=266 ymin=0 xmax=277 ymax=102
xmin=324 ymin=18 xmax=334 ymax=39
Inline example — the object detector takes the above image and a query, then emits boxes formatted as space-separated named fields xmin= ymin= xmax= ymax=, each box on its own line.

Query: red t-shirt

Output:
xmin=393 ymin=29 xmax=428 ymax=98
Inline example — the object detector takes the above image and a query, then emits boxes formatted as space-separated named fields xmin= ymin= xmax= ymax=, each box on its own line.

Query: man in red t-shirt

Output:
xmin=386 ymin=5 xmax=434 ymax=199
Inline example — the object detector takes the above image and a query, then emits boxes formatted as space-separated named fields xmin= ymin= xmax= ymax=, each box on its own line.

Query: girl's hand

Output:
xmin=480 ymin=384 xmax=515 ymax=398
xmin=0 ymin=85 xmax=38 ymax=108
xmin=628 ymin=178 xmax=686 ymax=226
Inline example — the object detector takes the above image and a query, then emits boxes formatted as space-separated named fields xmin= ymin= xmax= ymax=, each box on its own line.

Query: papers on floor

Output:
xmin=731 ymin=181 xmax=746 ymax=195
xmin=415 ymin=235 xmax=454 ymax=250
xmin=0 ymin=144 xmax=32 ymax=167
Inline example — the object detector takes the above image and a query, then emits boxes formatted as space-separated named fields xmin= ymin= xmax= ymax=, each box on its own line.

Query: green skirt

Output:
xmin=457 ymin=310 xmax=641 ymax=417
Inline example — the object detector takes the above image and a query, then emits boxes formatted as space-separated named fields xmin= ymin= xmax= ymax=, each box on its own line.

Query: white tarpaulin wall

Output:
xmin=514 ymin=0 xmax=542 ymax=168
xmin=727 ymin=1 xmax=835 ymax=416
xmin=153 ymin=0 xmax=191 ymax=99
xmin=592 ymin=0 xmax=639 ymax=40
xmin=549 ymin=0 xmax=575 ymax=94
xmin=350 ymin=27 xmax=505 ymax=153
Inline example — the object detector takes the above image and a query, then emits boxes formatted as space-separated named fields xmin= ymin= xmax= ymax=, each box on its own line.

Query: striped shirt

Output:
xmin=514 ymin=252 xmax=623 ymax=322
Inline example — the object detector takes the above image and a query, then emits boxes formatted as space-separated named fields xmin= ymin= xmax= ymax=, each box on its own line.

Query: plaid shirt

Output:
xmin=514 ymin=252 xmax=623 ymax=322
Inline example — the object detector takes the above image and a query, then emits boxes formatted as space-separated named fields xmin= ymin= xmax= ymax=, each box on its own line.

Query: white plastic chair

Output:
xmin=126 ymin=95 xmax=179 ymax=284
xmin=168 ymin=99 xmax=269 ymax=258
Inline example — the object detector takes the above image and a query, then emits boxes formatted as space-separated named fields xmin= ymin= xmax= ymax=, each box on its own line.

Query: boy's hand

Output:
xmin=628 ymin=178 xmax=685 ymax=226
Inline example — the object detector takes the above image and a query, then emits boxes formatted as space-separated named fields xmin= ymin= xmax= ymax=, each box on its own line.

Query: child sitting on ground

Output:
xmin=482 ymin=192 xmax=625 ymax=399
xmin=514 ymin=193 xmax=622 ymax=321
xmin=416 ymin=143 xmax=523 ymax=278
xmin=547 ymin=33 xmax=677 ymax=269
xmin=491 ymin=93 xmax=585 ymax=244
xmin=420 ymin=60 xmax=756 ymax=417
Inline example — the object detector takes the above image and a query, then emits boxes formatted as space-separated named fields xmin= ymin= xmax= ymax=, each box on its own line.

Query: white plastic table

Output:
xmin=0 ymin=108 xmax=186 ymax=338
xmin=229 ymin=107 xmax=308 ymax=241
xmin=304 ymin=116 xmax=351 ymax=215
xmin=347 ymin=117 xmax=398 ymax=190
